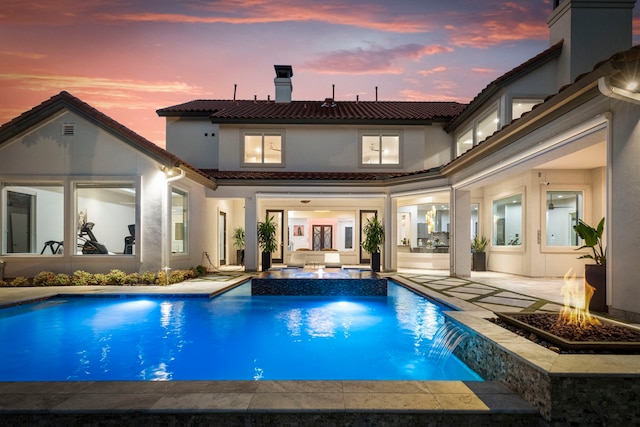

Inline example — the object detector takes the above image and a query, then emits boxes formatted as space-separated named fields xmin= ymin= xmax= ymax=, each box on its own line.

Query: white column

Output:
xmin=451 ymin=188 xmax=472 ymax=278
xmin=244 ymin=195 xmax=258 ymax=271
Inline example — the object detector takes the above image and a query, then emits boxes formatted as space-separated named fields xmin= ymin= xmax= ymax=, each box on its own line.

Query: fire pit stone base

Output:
xmin=446 ymin=311 xmax=640 ymax=426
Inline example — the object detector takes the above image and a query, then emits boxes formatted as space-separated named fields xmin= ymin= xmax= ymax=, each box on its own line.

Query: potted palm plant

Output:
xmin=232 ymin=227 xmax=245 ymax=266
xmin=573 ymin=217 xmax=607 ymax=312
xmin=257 ymin=215 xmax=278 ymax=271
xmin=471 ymin=235 xmax=489 ymax=271
xmin=361 ymin=216 xmax=384 ymax=272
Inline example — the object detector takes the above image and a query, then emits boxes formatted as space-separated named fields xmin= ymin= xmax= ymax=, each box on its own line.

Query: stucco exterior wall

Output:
xmin=217 ymin=124 xmax=446 ymax=173
xmin=0 ymin=109 xmax=211 ymax=278
xmin=608 ymin=100 xmax=640 ymax=318
xmin=165 ymin=116 xmax=219 ymax=169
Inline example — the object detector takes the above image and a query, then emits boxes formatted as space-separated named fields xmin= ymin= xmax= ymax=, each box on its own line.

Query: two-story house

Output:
xmin=2 ymin=0 xmax=640 ymax=321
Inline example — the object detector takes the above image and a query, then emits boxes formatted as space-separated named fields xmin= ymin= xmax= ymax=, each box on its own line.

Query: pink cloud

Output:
xmin=400 ymin=88 xmax=469 ymax=103
xmin=98 ymin=1 xmax=433 ymax=33
xmin=0 ymin=73 xmax=202 ymax=96
xmin=471 ymin=68 xmax=496 ymax=74
xmin=418 ymin=66 xmax=447 ymax=77
xmin=0 ymin=51 xmax=47 ymax=60
xmin=445 ymin=3 xmax=548 ymax=48
xmin=304 ymin=44 xmax=453 ymax=75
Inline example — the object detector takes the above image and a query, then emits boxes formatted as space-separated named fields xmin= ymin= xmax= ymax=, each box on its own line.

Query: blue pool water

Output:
xmin=0 ymin=282 xmax=482 ymax=381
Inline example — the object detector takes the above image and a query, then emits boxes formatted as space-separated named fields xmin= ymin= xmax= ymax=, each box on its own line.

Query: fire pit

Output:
xmin=494 ymin=312 xmax=640 ymax=352
xmin=494 ymin=269 xmax=640 ymax=352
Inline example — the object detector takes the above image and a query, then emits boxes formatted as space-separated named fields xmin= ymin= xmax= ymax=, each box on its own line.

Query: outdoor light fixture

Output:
xmin=161 ymin=165 xmax=185 ymax=182
xmin=599 ymin=76 xmax=640 ymax=105
xmin=162 ymin=165 xmax=179 ymax=176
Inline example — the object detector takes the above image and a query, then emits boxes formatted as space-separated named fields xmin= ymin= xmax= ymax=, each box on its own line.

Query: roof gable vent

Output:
xmin=62 ymin=123 xmax=75 ymax=136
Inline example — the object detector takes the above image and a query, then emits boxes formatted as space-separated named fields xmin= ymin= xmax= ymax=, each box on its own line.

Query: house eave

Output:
xmin=441 ymin=69 xmax=611 ymax=176
xmin=212 ymin=118 xmax=450 ymax=126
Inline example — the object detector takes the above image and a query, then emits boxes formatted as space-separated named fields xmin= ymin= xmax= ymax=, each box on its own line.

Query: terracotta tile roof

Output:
xmin=0 ymin=91 xmax=215 ymax=188
xmin=202 ymin=168 xmax=440 ymax=183
xmin=158 ymin=100 xmax=466 ymax=124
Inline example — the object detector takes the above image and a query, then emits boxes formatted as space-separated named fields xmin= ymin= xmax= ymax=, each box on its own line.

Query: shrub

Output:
xmin=92 ymin=274 xmax=109 ymax=286
xmin=140 ymin=271 xmax=156 ymax=285
xmin=156 ymin=270 xmax=168 ymax=285
xmin=106 ymin=269 xmax=127 ymax=285
xmin=124 ymin=273 xmax=140 ymax=285
xmin=186 ymin=268 xmax=198 ymax=279
xmin=10 ymin=276 xmax=30 ymax=287
xmin=33 ymin=271 xmax=57 ymax=287
xmin=0 ymin=280 xmax=7 ymax=287
xmin=169 ymin=270 xmax=185 ymax=284
xmin=195 ymin=265 xmax=207 ymax=276
xmin=55 ymin=274 xmax=71 ymax=286
xmin=72 ymin=270 xmax=92 ymax=286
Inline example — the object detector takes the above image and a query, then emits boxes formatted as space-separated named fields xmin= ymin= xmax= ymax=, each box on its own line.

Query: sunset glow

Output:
xmin=1 ymin=0 xmax=639 ymax=147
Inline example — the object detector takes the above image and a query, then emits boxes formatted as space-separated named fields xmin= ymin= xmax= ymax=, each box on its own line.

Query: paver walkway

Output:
xmin=392 ymin=272 xmax=566 ymax=314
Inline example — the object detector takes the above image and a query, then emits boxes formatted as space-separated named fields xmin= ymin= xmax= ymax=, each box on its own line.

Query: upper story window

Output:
xmin=243 ymin=132 xmax=283 ymax=165
xmin=455 ymin=105 xmax=499 ymax=157
xmin=361 ymin=133 xmax=400 ymax=165
xmin=455 ymin=128 xmax=473 ymax=157
xmin=476 ymin=109 xmax=499 ymax=142
xmin=512 ymin=98 xmax=543 ymax=120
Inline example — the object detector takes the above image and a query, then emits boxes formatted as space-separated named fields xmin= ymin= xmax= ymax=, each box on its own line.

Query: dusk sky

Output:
xmin=2 ymin=0 xmax=639 ymax=148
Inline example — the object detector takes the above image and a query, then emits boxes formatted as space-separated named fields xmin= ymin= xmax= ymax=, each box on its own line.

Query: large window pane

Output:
xmin=172 ymin=189 xmax=188 ymax=254
xmin=362 ymin=135 xmax=379 ymax=164
xmin=396 ymin=202 xmax=450 ymax=252
xmin=512 ymin=98 xmax=543 ymax=120
xmin=471 ymin=203 xmax=479 ymax=239
xmin=493 ymin=194 xmax=522 ymax=246
xmin=263 ymin=135 xmax=281 ymax=163
xmin=76 ymin=183 xmax=135 ymax=255
xmin=3 ymin=184 xmax=64 ymax=255
xmin=381 ymin=136 xmax=399 ymax=164
xmin=244 ymin=135 xmax=262 ymax=163
xmin=476 ymin=109 xmax=499 ymax=142
xmin=361 ymin=134 xmax=400 ymax=165
xmin=546 ymin=190 xmax=582 ymax=246
xmin=456 ymin=128 xmax=473 ymax=157
xmin=244 ymin=133 xmax=282 ymax=164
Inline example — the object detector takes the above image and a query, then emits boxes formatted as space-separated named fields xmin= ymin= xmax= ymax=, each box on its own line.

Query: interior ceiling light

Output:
xmin=626 ymin=81 xmax=638 ymax=91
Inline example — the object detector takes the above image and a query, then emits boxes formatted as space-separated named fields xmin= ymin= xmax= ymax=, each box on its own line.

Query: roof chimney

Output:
xmin=274 ymin=65 xmax=293 ymax=103
xmin=547 ymin=0 xmax=635 ymax=89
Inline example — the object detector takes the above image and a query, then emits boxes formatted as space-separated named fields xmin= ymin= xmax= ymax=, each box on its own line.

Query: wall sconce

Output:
xmin=161 ymin=164 xmax=186 ymax=182
xmin=162 ymin=165 xmax=181 ymax=176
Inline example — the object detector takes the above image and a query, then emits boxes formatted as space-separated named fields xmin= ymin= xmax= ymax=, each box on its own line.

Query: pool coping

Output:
xmin=389 ymin=275 xmax=640 ymax=424
xmin=0 ymin=274 xmax=542 ymax=423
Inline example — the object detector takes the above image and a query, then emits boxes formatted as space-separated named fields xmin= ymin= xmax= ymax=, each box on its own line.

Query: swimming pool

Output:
xmin=0 ymin=281 xmax=482 ymax=381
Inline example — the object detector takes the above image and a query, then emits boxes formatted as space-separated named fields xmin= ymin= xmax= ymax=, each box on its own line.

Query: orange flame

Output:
xmin=559 ymin=268 xmax=600 ymax=328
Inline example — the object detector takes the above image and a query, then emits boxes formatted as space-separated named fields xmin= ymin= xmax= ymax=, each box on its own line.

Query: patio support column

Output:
xmin=451 ymin=188 xmax=472 ymax=278
xmin=244 ymin=195 xmax=258 ymax=271
xmin=383 ymin=193 xmax=394 ymax=272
